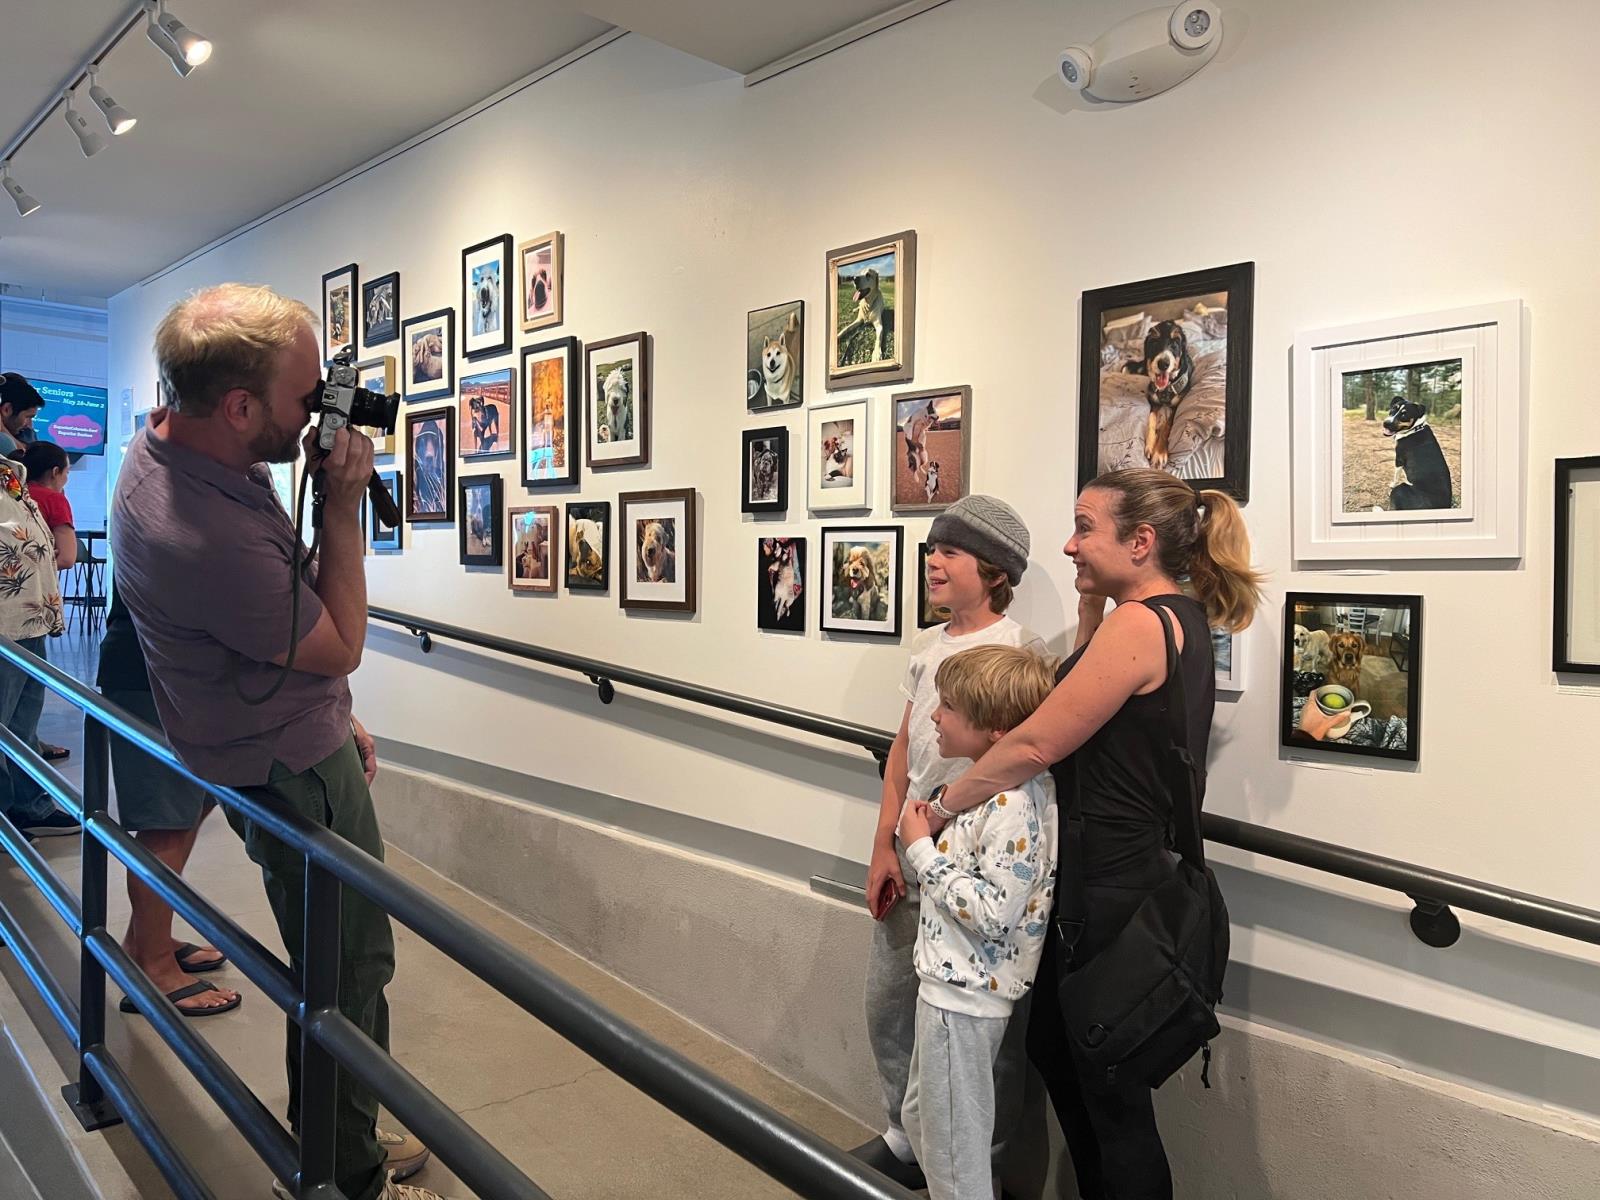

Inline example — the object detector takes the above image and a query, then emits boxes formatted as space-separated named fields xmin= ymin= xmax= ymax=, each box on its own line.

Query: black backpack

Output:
xmin=1051 ymin=601 xmax=1230 ymax=1090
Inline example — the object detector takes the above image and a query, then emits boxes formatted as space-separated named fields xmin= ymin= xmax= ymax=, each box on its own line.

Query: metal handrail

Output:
xmin=0 ymin=637 xmax=916 ymax=1200
xmin=370 ymin=606 xmax=1600 ymax=952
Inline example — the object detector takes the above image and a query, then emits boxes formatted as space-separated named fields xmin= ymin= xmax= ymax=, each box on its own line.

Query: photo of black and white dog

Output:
xmin=1380 ymin=395 xmax=1454 ymax=510
xmin=1120 ymin=319 xmax=1195 ymax=470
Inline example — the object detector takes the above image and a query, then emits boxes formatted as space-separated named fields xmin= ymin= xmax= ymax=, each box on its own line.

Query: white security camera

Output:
xmin=1058 ymin=45 xmax=1094 ymax=92
xmin=1057 ymin=3 xmax=1224 ymax=103
xmin=1169 ymin=2 xmax=1221 ymax=50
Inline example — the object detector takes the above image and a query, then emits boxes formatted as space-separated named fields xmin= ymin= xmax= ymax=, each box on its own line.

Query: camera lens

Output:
xmin=350 ymin=386 xmax=399 ymax=434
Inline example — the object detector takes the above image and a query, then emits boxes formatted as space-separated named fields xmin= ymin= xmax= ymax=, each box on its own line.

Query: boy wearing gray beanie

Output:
xmin=852 ymin=494 xmax=1047 ymax=1195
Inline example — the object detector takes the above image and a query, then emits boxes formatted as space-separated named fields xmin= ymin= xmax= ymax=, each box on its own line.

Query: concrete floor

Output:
xmin=1 ymin=633 xmax=872 ymax=1199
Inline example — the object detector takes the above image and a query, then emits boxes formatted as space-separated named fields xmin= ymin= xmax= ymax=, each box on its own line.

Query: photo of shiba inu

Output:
xmin=747 ymin=301 xmax=804 ymax=410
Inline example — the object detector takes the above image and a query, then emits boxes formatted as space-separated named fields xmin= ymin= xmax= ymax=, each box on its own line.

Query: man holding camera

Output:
xmin=111 ymin=284 xmax=444 ymax=1200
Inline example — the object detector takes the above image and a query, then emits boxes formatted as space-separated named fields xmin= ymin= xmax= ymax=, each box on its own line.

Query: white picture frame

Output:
xmin=1212 ymin=626 xmax=1244 ymax=694
xmin=808 ymin=397 xmax=870 ymax=512
xmin=1292 ymin=300 xmax=1523 ymax=561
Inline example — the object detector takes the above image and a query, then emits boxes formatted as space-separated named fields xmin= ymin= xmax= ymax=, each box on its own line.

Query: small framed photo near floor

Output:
xmin=1212 ymin=627 xmax=1243 ymax=694
xmin=619 ymin=488 xmax=696 ymax=613
xmin=371 ymin=470 xmax=402 ymax=552
xmin=461 ymin=234 xmax=513 ymax=360
xmin=401 ymin=308 xmax=455 ymax=403
xmin=1281 ymin=592 xmax=1421 ymax=762
xmin=459 ymin=474 xmax=503 ymax=566
xmin=757 ymin=537 xmax=806 ymax=633
xmin=405 ymin=406 xmax=454 ymax=523
xmin=742 ymin=427 xmax=788 ymax=514
xmin=586 ymin=332 xmax=649 ymax=468
xmin=354 ymin=356 xmax=396 ymax=455
xmin=808 ymin=397 xmax=869 ymax=511
xmin=508 ymin=505 xmax=558 ymax=593
xmin=821 ymin=526 xmax=903 ymax=639
xmin=361 ymin=271 xmax=399 ymax=348
xmin=522 ymin=336 xmax=581 ymax=489
xmin=321 ymin=263 xmax=358 ymax=364
xmin=916 ymin=543 xmax=951 ymax=629
xmin=1079 ymin=262 xmax=1253 ymax=501
xmin=1292 ymin=301 xmax=1523 ymax=562
xmin=458 ymin=366 xmax=515 ymax=459
xmin=827 ymin=231 xmax=915 ymax=391
xmin=565 ymin=500 xmax=611 ymax=592
xmin=748 ymin=300 xmax=804 ymax=410
xmin=1554 ymin=456 xmax=1600 ymax=673
xmin=893 ymin=386 xmax=969 ymax=514
xmin=518 ymin=231 xmax=564 ymax=332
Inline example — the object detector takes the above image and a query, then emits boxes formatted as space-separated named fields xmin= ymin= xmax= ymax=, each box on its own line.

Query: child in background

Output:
xmin=898 ymin=644 xmax=1059 ymax=1200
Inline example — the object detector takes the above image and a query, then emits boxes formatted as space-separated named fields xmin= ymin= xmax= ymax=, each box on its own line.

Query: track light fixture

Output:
xmin=63 ymin=92 xmax=109 ymax=158
xmin=1 ymin=164 xmax=40 ymax=218
xmin=146 ymin=1 xmax=212 ymax=77
xmin=86 ymin=65 xmax=137 ymax=136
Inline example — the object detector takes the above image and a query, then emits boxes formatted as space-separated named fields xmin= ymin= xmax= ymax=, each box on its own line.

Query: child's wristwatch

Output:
xmin=927 ymin=785 xmax=955 ymax=821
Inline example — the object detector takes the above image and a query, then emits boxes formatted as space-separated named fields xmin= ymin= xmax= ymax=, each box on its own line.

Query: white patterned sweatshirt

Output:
xmin=905 ymin=774 xmax=1059 ymax=1019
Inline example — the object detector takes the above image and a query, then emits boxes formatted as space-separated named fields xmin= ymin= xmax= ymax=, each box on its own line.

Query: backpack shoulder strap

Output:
xmin=1142 ymin=598 xmax=1207 ymax=869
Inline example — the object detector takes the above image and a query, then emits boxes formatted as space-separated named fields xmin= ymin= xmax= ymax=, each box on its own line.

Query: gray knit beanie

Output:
xmin=927 ymin=495 xmax=1030 ymax=584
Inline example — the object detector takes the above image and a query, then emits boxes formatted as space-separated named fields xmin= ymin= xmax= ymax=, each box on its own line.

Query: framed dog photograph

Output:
xmin=742 ymin=427 xmax=788 ymax=514
xmin=758 ymin=537 xmax=806 ymax=633
xmin=1078 ymin=262 xmax=1253 ymax=502
xmin=401 ymin=307 xmax=455 ymax=403
xmin=458 ymin=366 xmax=515 ymax=459
xmin=1212 ymin=626 xmax=1243 ymax=694
xmin=748 ymin=300 xmax=804 ymax=410
xmin=1554 ymin=456 xmax=1600 ymax=673
xmin=354 ymin=356 xmax=397 ymax=455
xmin=586 ymin=332 xmax=649 ymax=468
xmin=619 ymin=488 xmax=696 ymax=613
xmin=321 ymin=263 xmax=358 ymax=364
xmin=268 ymin=461 xmax=295 ymax=516
xmin=565 ymin=500 xmax=610 ymax=592
xmin=361 ymin=272 xmax=399 ymax=347
xmin=893 ymin=386 xmax=969 ymax=514
xmin=371 ymin=470 xmax=403 ymax=552
xmin=1293 ymin=301 xmax=1523 ymax=562
xmin=461 ymin=234 xmax=513 ymax=360
xmin=1281 ymin=592 xmax=1421 ymax=763
xmin=518 ymin=231 xmax=563 ymax=333
xmin=820 ymin=526 xmax=903 ymax=639
xmin=405 ymin=406 xmax=454 ymax=523
xmin=508 ymin=505 xmax=558 ymax=594
xmin=826 ymin=231 xmax=916 ymax=390
xmin=807 ymin=397 xmax=869 ymax=511
xmin=521 ymin=336 xmax=580 ymax=489
xmin=916 ymin=543 xmax=951 ymax=629
xmin=459 ymin=474 xmax=503 ymax=566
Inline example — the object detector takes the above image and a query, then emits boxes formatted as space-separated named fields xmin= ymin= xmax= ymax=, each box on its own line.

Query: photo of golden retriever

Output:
xmin=1326 ymin=631 xmax=1365 ymax=694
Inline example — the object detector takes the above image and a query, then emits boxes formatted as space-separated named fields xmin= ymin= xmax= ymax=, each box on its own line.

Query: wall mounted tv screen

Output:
xmin=27 ymin=378 xmax=108 ymax=456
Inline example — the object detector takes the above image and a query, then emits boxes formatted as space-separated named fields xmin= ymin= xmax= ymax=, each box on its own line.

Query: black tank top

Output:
xmin=1049 ymin=595 xmax=1215 ymax=882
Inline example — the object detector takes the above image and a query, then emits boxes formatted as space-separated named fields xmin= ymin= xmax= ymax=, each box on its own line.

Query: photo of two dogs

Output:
xmin=1339 ymin=360 xmax=1463 ymax=514
xmin=1290 ymin=603 xmax=1414 ymax=745
xmin=894 ymin=392 xmax=963 ymax=509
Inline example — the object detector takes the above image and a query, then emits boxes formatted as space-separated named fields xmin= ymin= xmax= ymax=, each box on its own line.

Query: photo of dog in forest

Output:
xmin=1339 ymin=359 xmax=1464 ymax=516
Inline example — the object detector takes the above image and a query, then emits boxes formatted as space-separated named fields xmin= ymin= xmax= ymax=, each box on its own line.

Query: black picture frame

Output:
xmin=458 ymin=474 xmax=503 ymax=566
xmin=321 ymin=262 xmax=358 ymax=365
xmin=361 ymin=271 xmax=399 ymax=347
xmin=565 ymin=500 xmax=611 ymax=592
xmin=741 ymin=426 xmax=788 ymax=514
xmin=400 ymin=307 xmax=455 ymax=403
xmin=1280 ymin=591 xmax=1422 ymax=763
xmin=1077 ymin=261 xmax=1254 ymax=502
xmin=405 ymin=406 xmax=455 ymax=523
xmin=1554 ymin=455 xmax=1600 ymax=673
xmin=917 ymin=542 xmax=950 ymax=629
xmin=819 ymin=525 xmax=904 ymax=639
xmin=757 ymin=537 xmax=807 ymax=633
xmin=461 ymin=233 xmax=513 ymax=361
xmin=521 ymin=336 xmax=582 ymax=489
xmin=371 ymin=469 xmax=403 ymax=551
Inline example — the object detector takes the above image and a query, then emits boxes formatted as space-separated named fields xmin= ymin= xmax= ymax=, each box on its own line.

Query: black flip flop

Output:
xmin=119 ymin=979 xmax=241 ymax=1017
xmin=173 ymin=941 xmax=227 ymax=973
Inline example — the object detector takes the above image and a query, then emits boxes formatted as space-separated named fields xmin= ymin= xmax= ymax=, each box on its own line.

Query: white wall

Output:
xmin=107 ymin=0 xmax=1600 ymax=1114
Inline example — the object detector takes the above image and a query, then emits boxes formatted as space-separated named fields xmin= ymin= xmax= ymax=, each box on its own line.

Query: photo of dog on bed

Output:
xmin=1282 ymin=594 xmax=1420 ymax=761
xmin=1339 ymin=360 xmax=1464 ymax=515
xmin=820 ymin=528 xmax=902 ymax=638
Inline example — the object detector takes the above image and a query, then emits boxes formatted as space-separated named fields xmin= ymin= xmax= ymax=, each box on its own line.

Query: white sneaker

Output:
xmin=272 ymin=1170 xmax=457 ymax=1199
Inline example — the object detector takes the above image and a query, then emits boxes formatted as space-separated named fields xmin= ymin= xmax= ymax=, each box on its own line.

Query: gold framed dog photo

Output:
xmin=586 ymin=332 xmax=649 ymax=468
xmin=519 ymin=231 xmax=564 ymax=333
xmin=892 ymin=386 xmax=969 ymax=514
xmin=826 ymin=231 xmax=916 ymax=391
xmin=748 ymin=300 xmax=804 ymax=410
xmin=619 ymin=488 xmax=696 ymax=613
xmin=458 ymin=366 xmax=515 ymax=459
xmin=821 ymin=526 xmax=902 ymax=639
xmin=508 ymin=505 xmax=558 ymax=593
xmin=321 ymin=263 xmax=357 ymax=365
xmin=354 ymin=356 xmax=397 ymax=455
xmin=807 ymin=397 xmax=869 ymax=512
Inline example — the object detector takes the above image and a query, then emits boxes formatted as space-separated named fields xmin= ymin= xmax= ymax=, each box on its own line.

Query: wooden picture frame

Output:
xmin=459 ymin=474 xmax=503 ymax=566
xmin=1554 ymin=456 xmax=1600 ymax=673
xmin=461 ymin=234 xmax=513 ymax=360
xmin=820 ymin=525 xmax=904 ymax=639
xmin=826 ymin=231 xmax=916 ymax=390
xmin=321 ymin=263 xmax=358 ymax=364
xmin=742 ymin=426 xmax=788 ymax=514
xmin=508 ymin=505 xmax=558 ymax=593
xmin=586 ymin=332 xmax=649 ymax=468
xmin=405 ymin=406 xmax=455 ymax=523
xmin=619 ymin=489 xmax=697 ymax=613
xmin=521 ymin=336 xmax=581 ymax=489
xmin=353 ymin=355 xmax=396 ymax=455
xmin=892 ymin=385 xmax=970 ymax=514
xmin=361 ymin=271 xmax=399 ymax=348
xmin=518 ymin=231 xmax=564 ymax=332
xmin=400 ymin=307 xmax=455 ymax=403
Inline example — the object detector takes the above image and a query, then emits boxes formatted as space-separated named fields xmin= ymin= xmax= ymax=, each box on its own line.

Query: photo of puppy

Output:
xmin=1339 ymin=360 xmax=1463 ymax=515
xmin=565 ymin=502 xmax=610 ymax=590
xmin=635 ymin=518 xmax=677 ymax=584
xmin=509 ymin=507 xmax=554 ymax=591
xmin=458 ymin=368 xmax=513 ymax=458
xmin=820 ymin=527 xmax=902 ymax=637
xmin=892 ymin=387 xmax=967 ymax=513
xmin=1120 ymin=320 xmax=1195 ymax=470
xmin=759 ymin=537 xmax=806 ymax=632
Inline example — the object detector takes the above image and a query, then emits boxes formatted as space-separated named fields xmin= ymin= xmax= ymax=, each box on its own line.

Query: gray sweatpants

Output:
xmin=902 ymin=997 xmax=1009 ymax=1200
xmin=863 ymin=845 xmax=1030 ymax=1160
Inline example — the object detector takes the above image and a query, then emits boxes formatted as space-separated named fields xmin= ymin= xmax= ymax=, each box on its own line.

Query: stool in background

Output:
xmin=63 ymin=530 xmax=107 ymax=635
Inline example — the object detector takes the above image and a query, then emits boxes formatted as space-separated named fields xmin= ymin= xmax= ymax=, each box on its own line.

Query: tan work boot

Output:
xmin=376 ymin=1127 xmax=431 ymax=1181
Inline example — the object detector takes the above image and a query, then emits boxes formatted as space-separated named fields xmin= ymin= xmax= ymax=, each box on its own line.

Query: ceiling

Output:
xmin=0 ymin=0 xmax=927 ymax=302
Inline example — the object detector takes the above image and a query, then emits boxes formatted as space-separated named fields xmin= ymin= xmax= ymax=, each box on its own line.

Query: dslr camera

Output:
xmin=316 ymin=345 xmax=399 ymax=453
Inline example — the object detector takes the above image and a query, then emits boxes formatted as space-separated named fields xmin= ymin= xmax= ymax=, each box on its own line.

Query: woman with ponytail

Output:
xmin=925 ymin=468 xmax=1263 ymax=1198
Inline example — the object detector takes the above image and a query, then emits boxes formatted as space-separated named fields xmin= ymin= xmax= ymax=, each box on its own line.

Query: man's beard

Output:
xmin=251 ymin=420 xmax=303 ymax=465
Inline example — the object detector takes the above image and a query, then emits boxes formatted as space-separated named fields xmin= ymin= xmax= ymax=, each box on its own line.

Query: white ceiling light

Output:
xmin=63 ymin=92 xmax=109 ymax=158
xmin=1 ymin=164 xmax=40 ymax=218
xmin=146 ymin=1 xmax=212 ymax=76
xmin=86 ymin=65 xmax=137 ymax=136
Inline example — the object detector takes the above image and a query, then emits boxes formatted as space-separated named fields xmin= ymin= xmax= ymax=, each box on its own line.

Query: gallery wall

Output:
xmin=107 ymin=0 xmax=1600 ymax=1110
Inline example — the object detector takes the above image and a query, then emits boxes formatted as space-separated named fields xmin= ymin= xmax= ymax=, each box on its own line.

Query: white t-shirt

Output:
xmin=899 ymin=617 xmax=1051 ymax=804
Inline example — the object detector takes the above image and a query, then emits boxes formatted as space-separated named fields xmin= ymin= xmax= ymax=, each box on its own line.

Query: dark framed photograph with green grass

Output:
xmin=826 ymin=230 xmax=916 ymax=391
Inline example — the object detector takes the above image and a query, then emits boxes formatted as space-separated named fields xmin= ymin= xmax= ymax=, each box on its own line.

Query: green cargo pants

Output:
xmin=230 ymin=736 xmax=396 ymax=1200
